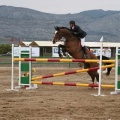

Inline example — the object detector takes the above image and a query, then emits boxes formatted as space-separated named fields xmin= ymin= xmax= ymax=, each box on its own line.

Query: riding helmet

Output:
xmin=69 ymin=20 xmax=75 ymax=24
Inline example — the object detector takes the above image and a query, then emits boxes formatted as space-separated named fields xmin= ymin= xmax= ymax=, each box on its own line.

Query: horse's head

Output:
xmin=52 ymin=26 xmax=63 ymax=44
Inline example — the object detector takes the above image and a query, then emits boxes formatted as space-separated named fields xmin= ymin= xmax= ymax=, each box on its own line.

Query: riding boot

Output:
xmin=82 ymin=46 xmax=87 ymax=58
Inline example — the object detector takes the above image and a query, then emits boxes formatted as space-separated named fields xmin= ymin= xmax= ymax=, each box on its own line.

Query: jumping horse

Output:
xmin=52 ymin=26 xmax=112 ymax=84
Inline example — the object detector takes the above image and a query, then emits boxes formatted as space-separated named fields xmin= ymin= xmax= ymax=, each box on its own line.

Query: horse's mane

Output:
xmin=59 ymin=26 xmax=78 ymax=38
xmin=59 ymin=27 xmax=71 ymax=31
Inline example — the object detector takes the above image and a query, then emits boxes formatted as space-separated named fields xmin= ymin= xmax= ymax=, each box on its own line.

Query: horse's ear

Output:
xmin=54 ymin=26 xmax=59 ymax=31
xmin=54 ymin=26 xmax=57 ymax=30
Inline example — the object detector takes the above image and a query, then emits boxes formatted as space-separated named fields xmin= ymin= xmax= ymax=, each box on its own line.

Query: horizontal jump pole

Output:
xmin=31 ymin=64 xmax=115 ymax=81
xmin=31 ymin=81 xmax=114 ymax=88
xmin=13 ymin=58 xmax=115 ymax=63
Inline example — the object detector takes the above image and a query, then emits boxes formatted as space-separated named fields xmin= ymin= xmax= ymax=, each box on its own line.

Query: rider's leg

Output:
xmin=81 ymin=37 xmax=87 ymax=58
xmin=81 ymin=37 xmax=85 ymax=47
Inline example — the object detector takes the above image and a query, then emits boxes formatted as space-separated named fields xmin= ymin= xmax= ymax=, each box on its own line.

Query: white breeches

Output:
xmin=81 ymin=37 xmax=85 ymax=47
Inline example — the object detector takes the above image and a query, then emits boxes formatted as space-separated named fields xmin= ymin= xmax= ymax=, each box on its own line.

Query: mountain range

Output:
xmin=0 ymin=5 xmax=120 ymax=44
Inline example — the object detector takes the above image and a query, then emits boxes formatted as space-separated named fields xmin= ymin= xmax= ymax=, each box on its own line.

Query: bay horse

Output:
xmin=52 ymin=26 xmax=112 ymax=84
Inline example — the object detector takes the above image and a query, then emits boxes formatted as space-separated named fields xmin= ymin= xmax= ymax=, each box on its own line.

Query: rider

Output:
xmin=69 ymin=20 xmax=87 ymax=58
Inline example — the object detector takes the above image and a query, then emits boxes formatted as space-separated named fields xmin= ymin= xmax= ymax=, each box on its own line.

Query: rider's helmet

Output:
xmin=69 ymin=20 xmax=75 ymax=25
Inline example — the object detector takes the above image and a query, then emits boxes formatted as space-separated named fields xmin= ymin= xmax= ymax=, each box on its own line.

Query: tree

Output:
xmin=0 ymin=44 xmax=11 ymax=54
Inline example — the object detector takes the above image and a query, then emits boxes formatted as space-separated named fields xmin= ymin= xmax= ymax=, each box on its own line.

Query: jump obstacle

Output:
xmin=8 ymin=43 xmax=120 ymax=95
xmin=31 ymin=81 xmax=114 ymax=88
xmin=31 ymin=64 xmax=114 ymax=81
xmin=14 ymin=58 xmax=115 ymax=63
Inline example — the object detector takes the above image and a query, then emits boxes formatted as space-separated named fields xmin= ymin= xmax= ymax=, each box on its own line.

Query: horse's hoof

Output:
xmin=59 ymin=54 xmax=62 ymax=58
xmin=106 ymin=73 xmax=110 ymax=76
xmin=94 ymin=87 xmax=98 ymax=89
xmin=83 ymin=54 xmax=88 ymax=59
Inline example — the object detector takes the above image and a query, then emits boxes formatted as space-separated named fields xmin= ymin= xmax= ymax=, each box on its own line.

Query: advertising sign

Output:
xmin=90 ymin=48 xmax=111 ymax=58
xmin=14 ymin=47 xmax=40 ymax=57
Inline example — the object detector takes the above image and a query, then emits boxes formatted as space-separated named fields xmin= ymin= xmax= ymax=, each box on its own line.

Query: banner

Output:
xmin=14 ymin=47 xmax=40 ymax=57
xmin=90 ymin=48 xmax=111 ymax=58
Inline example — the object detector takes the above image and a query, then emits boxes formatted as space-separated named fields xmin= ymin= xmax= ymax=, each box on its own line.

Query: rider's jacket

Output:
xmin=70 ymin=25 xmax=87 ymax=38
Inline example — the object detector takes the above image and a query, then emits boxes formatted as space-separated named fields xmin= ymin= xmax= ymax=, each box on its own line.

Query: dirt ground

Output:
xmin=0 ymin=67 xmax=120 ymax=120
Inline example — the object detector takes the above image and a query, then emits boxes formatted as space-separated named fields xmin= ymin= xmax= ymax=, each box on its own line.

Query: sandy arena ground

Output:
xmin=0 ymin=67 xmax=120 ymax=120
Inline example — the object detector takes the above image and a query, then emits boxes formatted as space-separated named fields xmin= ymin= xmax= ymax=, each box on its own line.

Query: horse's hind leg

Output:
xmin=96 ymin=74 xmax=99 ymax=84
xmin=88 ymin=72 xmax=99 ymax=84
xmin=84 ymin=63 xmax=90 ymax=69
xmin=106 ymin=67 xmax=112 ymax=76
xmin=91 ymin=76 xmax=95 ymax=84
xmin=88 ymin=75 xmax=96 ymax=88
xmin=105 ymin=63 xmax=112 ymax=76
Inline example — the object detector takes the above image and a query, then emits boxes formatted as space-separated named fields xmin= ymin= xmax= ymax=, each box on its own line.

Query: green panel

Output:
xmin=21 ymin=63 xmax=30 ymax=71
xmin=21 ymin=54 xmax=29 ymax=58
xmin=118 ymin=55 xmax=120 ymax=59
xmin=118 ymin=66 xmax=120 ymax=75
xmin=20 ymin=76 xmax=30 ymax=84
xmin=118 ymin=50 xmax=120 ymax=59
xmin=21 ymin=51 xmax=29 ymax=53
xmin=117 ymin=81 xmax=120 ymax=89
xmin=21 ymin=51 xmax=29 ymax=58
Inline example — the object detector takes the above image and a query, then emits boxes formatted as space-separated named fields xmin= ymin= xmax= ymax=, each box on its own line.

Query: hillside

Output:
xmin=0 ymin=6 xmax=120 ymax=44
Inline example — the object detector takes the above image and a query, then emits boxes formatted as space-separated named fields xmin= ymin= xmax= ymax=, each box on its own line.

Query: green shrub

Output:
xmin=0 ymin=44 xmax=11 ymax=54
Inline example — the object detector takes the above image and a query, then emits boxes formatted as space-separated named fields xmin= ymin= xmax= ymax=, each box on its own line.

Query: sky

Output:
xmin=0 ymin=0 xmax=120 ymax=14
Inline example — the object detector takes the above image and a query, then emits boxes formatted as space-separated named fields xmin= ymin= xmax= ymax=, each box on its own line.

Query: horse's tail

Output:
xmin=97 ymin=55 xmax=112 ymax=76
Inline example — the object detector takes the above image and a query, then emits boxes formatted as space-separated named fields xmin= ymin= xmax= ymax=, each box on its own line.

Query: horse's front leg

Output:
xmin=58 ymin=44 xmax=64 ymax=58
xmin=62 ymin=46 xmax=67 ymax=56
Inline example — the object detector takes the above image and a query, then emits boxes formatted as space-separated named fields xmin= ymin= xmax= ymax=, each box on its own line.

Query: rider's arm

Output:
xmin=75 ymin=26 xmax=87 ymax=38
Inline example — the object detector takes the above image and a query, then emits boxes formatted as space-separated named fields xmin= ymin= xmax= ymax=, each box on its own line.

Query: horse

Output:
xmin=52 ymin=26 xmax=112 ymax=84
